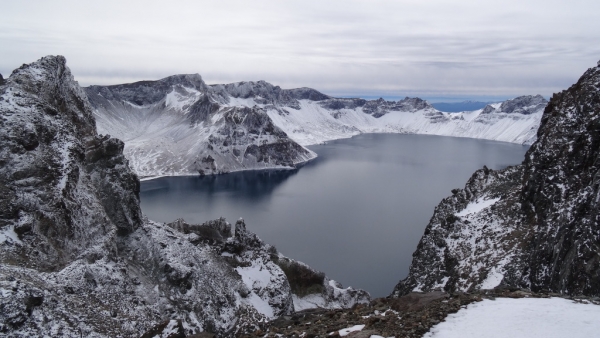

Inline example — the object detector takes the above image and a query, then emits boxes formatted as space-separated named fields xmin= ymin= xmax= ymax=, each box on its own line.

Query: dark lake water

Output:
xmin=140 ymin=134 xmax=529 ymax=298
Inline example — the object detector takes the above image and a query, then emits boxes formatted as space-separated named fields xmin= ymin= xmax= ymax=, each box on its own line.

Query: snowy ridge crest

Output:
xmin=88 ymin=74 xmax=545 ymax=179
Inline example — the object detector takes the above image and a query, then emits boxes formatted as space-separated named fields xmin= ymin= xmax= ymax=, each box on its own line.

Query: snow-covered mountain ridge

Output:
xmin=87 ymin=74 xmax=546 ymax=178
xmin=0 ymin=56 xmax=368 ymax=337
xmin=393 ymin=60 xmax=600 ymax=297
xmin=85 ymin=76 xmax=317 ymax=178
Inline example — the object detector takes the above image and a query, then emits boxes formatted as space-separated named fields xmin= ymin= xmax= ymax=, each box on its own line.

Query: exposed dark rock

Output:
xmin=87 ymin=74 xmax=208 ymax=106
xmin=360 ymin=96 xmax=432 ymax=118
xmin=481 ymin=95 xmax=548 ymax=115
xmin=24 ymin=295 xmax=44 ymax=315
xmin=519 ymin=64 xmax=600 ymax=295
xmin=392 ymin=60 xmax=600 ymax=297
xmin=140 ymin=319 xmax=186 ymax=338
xmin=276 ymin=257 xmax=326 ymax=297
xmin=188 ymin=94 xmax=221 ymax=124
xmin=167 ymin=217 xmax=231 ymax=244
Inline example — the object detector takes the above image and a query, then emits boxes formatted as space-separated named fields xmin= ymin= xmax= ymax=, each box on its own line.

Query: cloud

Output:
xmin=1 ymin=0 xmax=599 ymax=100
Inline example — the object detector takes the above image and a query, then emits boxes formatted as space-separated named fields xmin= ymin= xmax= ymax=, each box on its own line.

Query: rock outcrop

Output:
xmin=0 ymin=56 xmax=368 ymax=337
xmin=393 ymin=60 xmax=600 ymax=297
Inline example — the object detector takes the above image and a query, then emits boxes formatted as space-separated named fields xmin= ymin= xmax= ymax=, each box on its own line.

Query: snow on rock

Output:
xmin=88 ymin=75 xmax=545 ymax=179
xmin=338 ymin=324 xmax=365 ymax=336
xmin=0 ymin=225 xmax=22 ymax=245
xmin=423 ymin=298 xmax=600 ymax=338
xmin=455 ymin=197 xmax=500 ymax=217
xmin=0 ymin=56 xmax=368 ymax=337
xmin=393 ymin=165 xmax=525 ymax=295
xmin=293 ymin=279 xmax=370 ymax=311
xmin=393 ymin=60 xmax=600 ymax=297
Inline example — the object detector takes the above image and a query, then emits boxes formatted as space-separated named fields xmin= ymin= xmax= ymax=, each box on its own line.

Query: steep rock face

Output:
xmin=0 ymin=55 xmax=141 ymax=271
xmin=520 ymin=64 xmax=600 ymax=294
xmin=0 ymin=56 xmax=369 ymax=337
xmin=392 ymin=166 xmax=528 ymax=295
xmin=392 ymin=61 xmax=600 ymax=297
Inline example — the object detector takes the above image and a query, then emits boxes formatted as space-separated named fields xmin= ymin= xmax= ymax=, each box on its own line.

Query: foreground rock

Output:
xmin=0 ymin=56 xmax=368 ymax=337
xmin=393 ymin=60 xmax=600 ymax=297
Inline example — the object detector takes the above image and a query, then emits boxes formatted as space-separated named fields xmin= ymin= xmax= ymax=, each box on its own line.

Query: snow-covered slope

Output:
xmin=424 ymin=297 xmax=600 ymax=338
xmin=393 ymin=60 xmax=600 ymax=297
xmin=85 ymin=78 xmax=316 ymax=179
xmin=0 ymin=56 xmax=368 ymax=337
xmin=267 ymin=95 xmax=545 ymax=146
xmin=88 ymin=76 xmax=545 ymax=178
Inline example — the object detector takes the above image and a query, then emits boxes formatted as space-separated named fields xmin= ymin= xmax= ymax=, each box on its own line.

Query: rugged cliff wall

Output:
xmin=0 ymin=55 xmax=142 ymax=270
xmin=0 ymin=56 xmax=368 ymax=337
xmin=393 ymin=61 xmax=600 ymax=297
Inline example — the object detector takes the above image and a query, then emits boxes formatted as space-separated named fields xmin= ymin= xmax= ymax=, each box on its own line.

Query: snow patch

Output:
xmin=480 ymin=268 xmax=504 ymax=289
xmin=293 ymin=293 xmax=328 ymax=311
xmin=245 ymin=293 xmax=274 ymax=318
xmin=424 ymin=298 xmax=600 ymax=338
xmin=0 ymin=225 xmax=22 ymax=245
xmin=236 ymin=263 xmax=273 ymax=291
xmin=165 ymin=86 xmax=201 ymax=112
xmin=456 ymin=197 xmax=500 ymax=217
xmin=337 ymin=324 xmax=365 ymax=336
xmin=159 ymin=320 xmax=179 ymax=338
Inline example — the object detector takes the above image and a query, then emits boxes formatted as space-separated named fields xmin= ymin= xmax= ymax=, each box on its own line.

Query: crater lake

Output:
xmin=140 ymin=134 xmax=529 ymax=297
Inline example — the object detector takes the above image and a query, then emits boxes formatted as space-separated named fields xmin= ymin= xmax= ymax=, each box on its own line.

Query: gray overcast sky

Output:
xmin=2 ymin=0 xmax=600 ymax=101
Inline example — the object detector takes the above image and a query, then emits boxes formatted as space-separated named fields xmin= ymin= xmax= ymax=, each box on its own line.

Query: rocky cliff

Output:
xmin=393 ymin=60 xmax=600 ymax=297
xmin=89 ymin=75 xmax=545 ymax=179
xmin=85 ymin=76 xmax=316 ymax=179
xmin=0 ymin=56 xmax=368 ymax=337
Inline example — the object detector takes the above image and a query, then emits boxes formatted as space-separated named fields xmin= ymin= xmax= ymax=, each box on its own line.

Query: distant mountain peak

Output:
xmin=481 ymin=95 xmax=548 ymax=115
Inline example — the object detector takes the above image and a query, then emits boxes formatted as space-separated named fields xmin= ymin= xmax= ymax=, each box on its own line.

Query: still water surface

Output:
xmin=140 ymin=134 xmax=528 ymax=297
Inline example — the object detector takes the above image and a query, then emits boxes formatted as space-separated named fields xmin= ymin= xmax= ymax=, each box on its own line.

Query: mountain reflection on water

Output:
xmin=142 ymin=168 xmax=300 ymax=201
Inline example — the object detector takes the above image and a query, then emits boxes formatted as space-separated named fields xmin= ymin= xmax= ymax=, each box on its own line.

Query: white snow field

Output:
xmin=424 ymin=297 xmax=600 ymax=338
xmin=266 ymin=99 xmax=542 ymax=147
